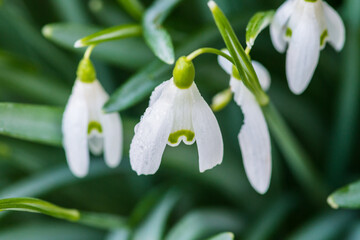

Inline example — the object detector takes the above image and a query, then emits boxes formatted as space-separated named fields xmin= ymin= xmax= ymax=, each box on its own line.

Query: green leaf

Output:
xmin=262 ymin=103 xmax=326 ymax=201
xmin=327 ymin=179 xmax=360 ymax=209
xmin=103 ymin=60 xmax=168 ymax=112
xmin=0 ymin=197 xmax=80 ymax=221
xmin=78 ymin=212 xmax=127 ymax=230
xmin=106 ymin=228 xmax=131 ymax=240
xmin=0 ymin=66 xmax=70 ymax=105
xmin=326 ymin=7 xmax=360 ymax=182
xmin=165 ymin=209 xmax=242 ymax=240
xmin=42 ymin=23 xmax=153 ymax=69
xmin=0 ymin=3 xmax=75 ymax=80
xmin=117 ymin=0 xmax=144 ymax=21
xmin=143 ymin=0 xmax=181 ymax=64
xmin=244 ymin=195 xmax=297 ymax=240
xmin=0 ymin=103 xmax=63 ymax=146
xmin=245 ymin=10 xmax=274 ymax=49
xmin=206 ymin=233 xmax=234 ymax=240
xmin=0 ymin=222 xmax=104 ymax=240
xmin=74 ymin=24 xmax=142 ymax=47
xmin=132 ymin=190 xmax=180 ymax=240
xmin=50 ymin=0 xmax=90 ymax=23
xmin=288 ymin=212 xmax=354 ymax=240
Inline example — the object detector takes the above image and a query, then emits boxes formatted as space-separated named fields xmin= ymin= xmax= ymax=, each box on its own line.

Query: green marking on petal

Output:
xmin=304 ymin=0 xmax=317 ymax=2
xmin=320 ymin=29 xmax=328 ymax=47
xmin=286 ymin=27 xmax=292 ymax=38
xmin=232 ymin=65 xmax=241 ymax=80
xmin=168 ymin=130 xmax=195 ymax=144
xmin=87 ymin=121 xmax=102 ymax=134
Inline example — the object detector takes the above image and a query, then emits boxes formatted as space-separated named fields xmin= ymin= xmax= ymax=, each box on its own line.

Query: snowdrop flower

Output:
xmin=130 ymin=57 xmax=223 ymax=175
xmin=218 ymin=52 xmax=271 ymax=194
xmin=270 ymin=0 xmax=345 ymax=94
xmin=62 ymin=57 xmax=123 ymax=177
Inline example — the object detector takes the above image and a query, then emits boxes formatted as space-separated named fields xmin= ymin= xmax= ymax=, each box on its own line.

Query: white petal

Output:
xmin=239 ymin=90 xmax=271 ymax=194
xmin=270 ymin=0 xmax=296 ymax=53
xmin=130 ymin=85 xmax=175 ymax=175
xmin=90 ymin=81 xmax=123 ymax=168
xmin=149 ymin=80 xmax=170 ymax=107
xmin=62 ymin=81 xmax=89 ymax=178
xmin=191 ymin=84 xmax=223 ymax=172
xmin=88 ymin=130 xmax=103 ymax=155
xmin=101 ymin=112 xmax=123 ymax=168
xmin=286 ymin=10 xmax=320 ymax=95
xmin=168 ymin=83 xmax=195 ymax=147
xmin=322 ymin=1 xmax=345 ymax=51
xmin=252 ymin=60 xmax=271 ymax=91
xmin=218 ymin=49 xmax=232 ymax=75
xmin=229 ymin=77 xmax=245 ymax=106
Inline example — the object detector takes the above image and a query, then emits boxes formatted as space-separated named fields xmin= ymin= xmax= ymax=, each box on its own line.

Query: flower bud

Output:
xmin=173 ymin=56 xmax=195 ymax=89
xmin=211 ymin=89 xmax=232 ymax=112
xmin=77 ymin=58 xmax=96 ymax=83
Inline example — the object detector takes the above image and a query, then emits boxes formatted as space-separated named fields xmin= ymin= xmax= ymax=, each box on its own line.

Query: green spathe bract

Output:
xmin=173 ymin=56 xmax=195 ymax=89
xmin=76 ymin=58 xmax=96 ymax=83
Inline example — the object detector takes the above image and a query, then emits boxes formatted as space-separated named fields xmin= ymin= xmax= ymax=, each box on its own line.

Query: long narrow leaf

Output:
xmin=142 ymin=0 xmax=181 ymax=64
xmin=0 ymin=103 xmax=63 ymax=146
xmin=165 ymin=209 xmax=242 ymax=240
xmin=0 ymin=197 xmax=80 ymax=221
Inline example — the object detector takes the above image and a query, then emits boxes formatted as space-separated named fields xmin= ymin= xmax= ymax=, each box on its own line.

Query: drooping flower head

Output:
xmin=270 ymin=0 xmax=345 ymax=94
xmin=62 ymin=56 xmax=123 ymax=177
xmin=130 ymin=57 xmax=223 ymax=174
xmin=218 ymin=51 xmax=272 ymax=194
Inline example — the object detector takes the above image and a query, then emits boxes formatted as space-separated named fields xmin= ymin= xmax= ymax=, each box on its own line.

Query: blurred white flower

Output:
xmin=270 ymin=0 xmax=345 ymax=94
xmin=62 ymin=59 xmax=123 ymax=177
xmin=218 ymin=52 xmax=272 ymax=194
xmin=130 ymin=74 xmax=223 ymax=175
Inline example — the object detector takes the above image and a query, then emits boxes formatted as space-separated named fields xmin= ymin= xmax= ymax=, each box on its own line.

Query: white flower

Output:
xmin=130 ymin=77 xmax=223 ymax=175
xmin=62 ymin=61 xmax=123 ymax=178
xmin=218 ymin=52 xmax=272 ymax=194
xmin=270 ymin=0 xmax=345 ymax=94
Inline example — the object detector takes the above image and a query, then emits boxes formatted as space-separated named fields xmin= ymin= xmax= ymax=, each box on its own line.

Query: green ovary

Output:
xmin=87 ymin=121 xmax=102 ymax=134
xmin=168 ymin=130 xmax=195 ymax=144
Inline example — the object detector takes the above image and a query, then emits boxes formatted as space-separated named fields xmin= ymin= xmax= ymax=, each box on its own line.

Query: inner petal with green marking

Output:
xmin=168 ymin=130 xmax=195 ymax=146
xmin=320 ymin=29 xmax=328 ymax=48
xmin=87 ymin=121 xmax=103 ymax=155
xmin=87 ymin=121 xmax=103 ymax=134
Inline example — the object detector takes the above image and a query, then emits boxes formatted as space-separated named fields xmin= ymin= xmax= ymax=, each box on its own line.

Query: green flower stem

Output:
xmin=186 ymin=47 xmax=234 ymax=64
xmin=208 ymin=1 xmax=269 ymax=106
xmin=84 ymin=45 xmax=96 ymax=60
xmin=262 ymin=103 xmax=326 ymax=201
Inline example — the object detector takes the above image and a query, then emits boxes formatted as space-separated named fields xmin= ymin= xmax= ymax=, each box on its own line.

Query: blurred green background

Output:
xmin=0 ymin=0 xmax=359 ymax=239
